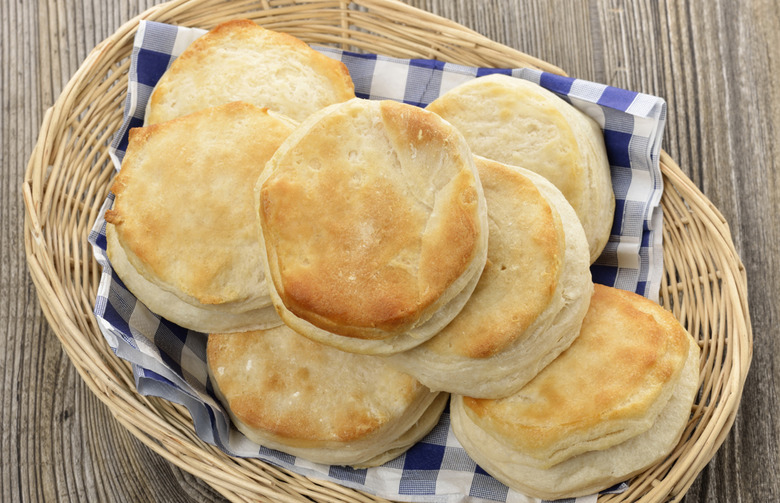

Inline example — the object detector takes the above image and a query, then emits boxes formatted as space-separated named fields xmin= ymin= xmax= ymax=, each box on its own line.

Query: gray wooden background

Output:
xmin=3 ymin=0 xmax=778 ymax=501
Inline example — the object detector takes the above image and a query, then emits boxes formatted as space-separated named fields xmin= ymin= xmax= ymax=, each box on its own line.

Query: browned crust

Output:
xmin=108 ymin=102 xmax=293 ymax=306
xmin=431 ymin=157 xmax=564 ymax=359
xmin=464 ymin=284 xmax=691 ymax=454
xmin=207 ymin=327 xmax=423 ymax=445
xmin=259 ymin=100 xmax=482 ymax=339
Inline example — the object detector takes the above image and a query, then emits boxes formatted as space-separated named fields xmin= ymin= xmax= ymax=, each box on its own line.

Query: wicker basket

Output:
xmin=23 ymin=0 xmax=752 ymax=501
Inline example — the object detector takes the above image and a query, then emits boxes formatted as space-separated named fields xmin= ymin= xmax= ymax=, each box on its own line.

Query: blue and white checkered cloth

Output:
xmin=90 ymin=20 xmax=667 ymax=503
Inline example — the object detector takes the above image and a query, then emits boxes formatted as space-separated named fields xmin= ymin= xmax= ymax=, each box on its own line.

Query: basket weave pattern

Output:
xmin=23 ymin=1 xmax=752 ymax=501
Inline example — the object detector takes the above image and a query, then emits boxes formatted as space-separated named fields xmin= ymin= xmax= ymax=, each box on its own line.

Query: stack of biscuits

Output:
xmin=104 ymin=19 xmax=699 ymax=499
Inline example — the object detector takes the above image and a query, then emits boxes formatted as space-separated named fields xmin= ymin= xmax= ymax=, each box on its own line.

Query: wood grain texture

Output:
xmin=3 ymin=0 xmax=777 ymax=502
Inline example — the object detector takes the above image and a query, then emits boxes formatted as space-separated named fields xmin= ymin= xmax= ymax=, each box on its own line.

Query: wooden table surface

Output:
xmin=3 ymin=0 xmax=778 ymax=501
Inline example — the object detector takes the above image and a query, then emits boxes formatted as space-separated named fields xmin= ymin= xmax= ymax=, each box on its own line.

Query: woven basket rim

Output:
xmin=22 ymin=1 xmax=753 ymax=502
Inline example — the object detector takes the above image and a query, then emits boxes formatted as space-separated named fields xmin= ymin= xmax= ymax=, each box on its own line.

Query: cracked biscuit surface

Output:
xmin=257 ymin=98 xmax=488 ymax=354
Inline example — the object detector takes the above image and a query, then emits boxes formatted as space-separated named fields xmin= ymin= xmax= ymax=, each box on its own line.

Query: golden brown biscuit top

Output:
xmin=105 ymin=102 xmax=294 ymax=306
xmin=146 ymin=19 xmax=355 ymax=125
xmin=259 ymin=99 xmax=483 ymax=339
xmin=207 ymin=325 xmax=425 ymax=446
xmin=463 ymin=284 xmax=691 ymax=459
xmin=424 ymin=157 xmax=564 ymax=358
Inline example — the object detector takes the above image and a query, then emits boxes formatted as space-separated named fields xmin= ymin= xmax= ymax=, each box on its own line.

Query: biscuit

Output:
xmin=105 ymin=102 xmax=294 ymax=332
xmin=257 ymin=98 xmax=489 ymax=355
xmin=451 ymin=284 xmax=700 ymax=499
xmin=386 ymin=157 xmax=592 ymax=398
xmin=207 ymin=325 xmax=447 ymax=467
xmin=145 ymin=19 xmax=355 ymax=125
xmin=426 ymin=74 xmax=614 ymax=262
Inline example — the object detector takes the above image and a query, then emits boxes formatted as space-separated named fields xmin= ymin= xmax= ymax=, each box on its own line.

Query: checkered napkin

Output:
xmin=90 ymin=20 xmax=667 ymax=503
